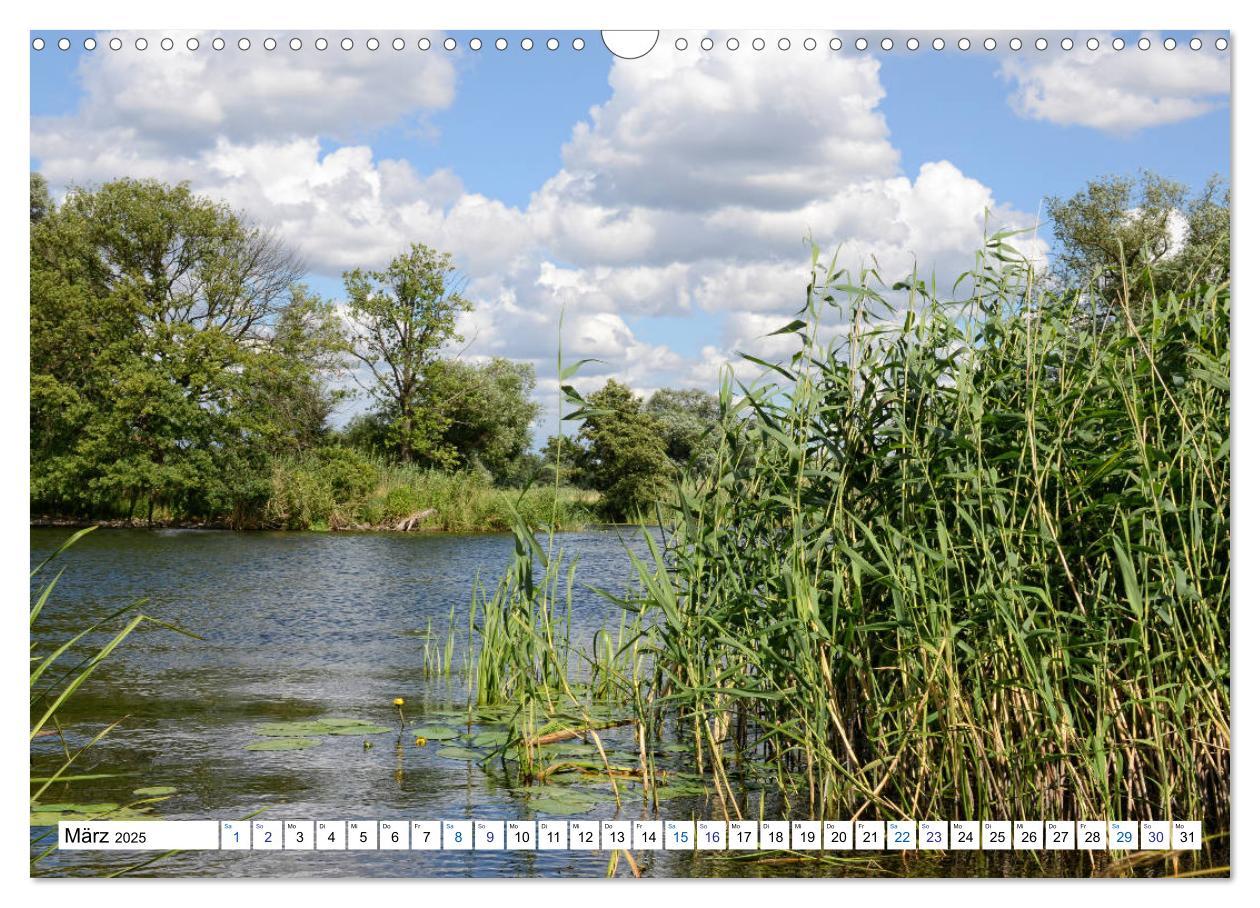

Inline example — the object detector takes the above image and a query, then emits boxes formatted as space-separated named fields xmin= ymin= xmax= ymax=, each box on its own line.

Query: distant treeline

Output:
xmin=29 ymin=175 xmax=720 ymax=526
xmin=29 ymin=169 xmax=1226 ymax=527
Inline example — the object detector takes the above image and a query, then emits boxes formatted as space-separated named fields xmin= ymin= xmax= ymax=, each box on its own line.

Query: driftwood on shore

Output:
xmin=393 ymin=509 xmax=437 ymax=532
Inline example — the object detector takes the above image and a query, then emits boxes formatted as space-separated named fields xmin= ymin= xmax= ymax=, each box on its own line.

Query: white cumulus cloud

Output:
xmin=1001 ymin=35 xmax=1229 ymax=134
xmin=32 ymin=30 xmax=1047 ymax=427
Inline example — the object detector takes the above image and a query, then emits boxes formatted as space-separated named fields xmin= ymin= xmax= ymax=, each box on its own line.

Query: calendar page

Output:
xmin=26 ymin=14 xmax=1231 ymax=883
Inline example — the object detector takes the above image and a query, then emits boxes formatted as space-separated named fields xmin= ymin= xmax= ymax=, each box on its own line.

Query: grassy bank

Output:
xmin=33 ymin=451 xmax=598 ymax=534
xmin=464 ymin=238 xmax=1229 ymax=854
xmin=262 ymin=452 xmax=596 ymax=533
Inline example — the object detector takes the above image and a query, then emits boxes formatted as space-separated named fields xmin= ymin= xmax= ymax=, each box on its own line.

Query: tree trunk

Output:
xmin=399 ymin=410 xmax=413 ymax=463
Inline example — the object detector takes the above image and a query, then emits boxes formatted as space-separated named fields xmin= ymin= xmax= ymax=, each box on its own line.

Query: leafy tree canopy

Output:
xmin=343 ymin=243 xmax=471 ymax=464
xmin=30 ymin=177 xmax=342 ymax=519
xmin=577 ymin=380 xmax=672 ymax=520
xmin=1045 ymin=171 xmax=1229 ymax=300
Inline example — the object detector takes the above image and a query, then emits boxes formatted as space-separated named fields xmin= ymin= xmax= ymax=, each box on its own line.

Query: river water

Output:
xmin=29 ymin=527 xmax=1158 ymax=878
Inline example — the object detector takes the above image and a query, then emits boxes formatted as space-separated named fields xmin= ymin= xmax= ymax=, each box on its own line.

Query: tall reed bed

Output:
xmin=463 ymin=500 xmax=655 ymax=797
xmin=629 ymin=236 xmax=1229 ymax=828
xmin=263 ymin=454 xmax=595 ymax=533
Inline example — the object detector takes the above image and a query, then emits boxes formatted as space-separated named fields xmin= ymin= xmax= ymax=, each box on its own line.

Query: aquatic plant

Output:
xmin=627 ymin=236 xmax=1229 ymax=832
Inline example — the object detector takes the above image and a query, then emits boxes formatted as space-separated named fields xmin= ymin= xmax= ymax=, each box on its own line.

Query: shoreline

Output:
xmin=29 ymin=516 xmax=645 ymax=534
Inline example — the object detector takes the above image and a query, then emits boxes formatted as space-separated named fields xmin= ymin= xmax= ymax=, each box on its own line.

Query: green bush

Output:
xmin=259 ymin=451 xmax=594 ymax=533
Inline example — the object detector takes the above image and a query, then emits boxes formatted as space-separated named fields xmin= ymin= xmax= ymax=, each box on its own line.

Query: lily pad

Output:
xmin=255 ymin=721 xmax=331 ymax=737
xmin=318 ymin=717 xmax=375 ymax=727
xmin=245 ymin=737 xmax=320 ymax=752
xmin=536 ymin=742 xmax=599 ymax=757
xmin=528 ymin=794 xmax=598 ymax=816
xmin=30 ymin=802 xmax=153 ymax=825
xmin=651 ymin=782 xmax=708 ymax=799
xmin=436 ymin=746 xmax=484 ymax=761
xmin=425 ymin=709 xmax=470 ymax=720
xmin=472 ymin=705 xmax=512 ymax=719
xmin=132 ymin=786 xmax=176 ymax=797
xmin=411 ymin=724 xmax=461 ymax=741
xmin=470 ymin=730 xmax=510 ymax=747
xmin=326 ymin=724 xmax=393 ymax=736
xmin=526 ymin=784 xmax=601 ymax=803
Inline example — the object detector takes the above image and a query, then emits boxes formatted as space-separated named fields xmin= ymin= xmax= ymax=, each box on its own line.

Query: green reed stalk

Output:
xmin=626 ymin=235 xmax=1229 ymax=829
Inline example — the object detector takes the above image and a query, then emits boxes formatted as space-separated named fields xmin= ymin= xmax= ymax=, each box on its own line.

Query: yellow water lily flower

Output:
xmin=414 ymin=736 xmax=428 ymax=747
xmin=393 ymin=697 xmax=405 ymax=707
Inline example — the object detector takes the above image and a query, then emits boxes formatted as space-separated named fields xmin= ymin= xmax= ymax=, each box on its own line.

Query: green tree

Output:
xmin=645 ymin=387 xmax=720 ymax=470
xmin=343 ymin=243 xmax=471 ymax=463
xmin=541 ymin=433 xmax=588 ymax=488
xmin=30 ymin=172 xmax=52 ymax=223
xmin=244 ymin=284 xmax=348 ymax=456
xmin=30 ymin=178 xmax=330 ymax=521
xmin=1046 ymin=171 xmax=1229 ymax=300
xmin=421 ymin=357 xmax=540 ymax=483
xmin=578 ymin=380 xmax=672 ymax=520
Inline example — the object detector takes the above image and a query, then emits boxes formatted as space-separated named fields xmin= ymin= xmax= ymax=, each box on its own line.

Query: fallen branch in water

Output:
xmin=526 ymin=718 xmax=635 ymax=746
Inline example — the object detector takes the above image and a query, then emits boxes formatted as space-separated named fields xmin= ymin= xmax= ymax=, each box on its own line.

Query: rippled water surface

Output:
xmin=29 ymin=527 xmax=1151 ymax=878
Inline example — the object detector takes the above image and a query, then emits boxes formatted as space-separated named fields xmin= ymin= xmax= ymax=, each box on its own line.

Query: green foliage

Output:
xmin=1046 ymin=170 xmax=1229 ymax=299
xmin=30 ymin=172 xmax=51 ymax=223
xmin=645 ymin=387 xmax=720 ymax=470
xmin=30 ymin=178 xmax=342 ymax=522
xmin=540 ymin=434 xmax=587 ymax=488
xmin=343 ymin=243 xmax=472 ymax=464
xmin=258 ymin=449 xmax=592 ymax=532
xmin=576 ymin=381 xmax=672 ymax=521
xmin=629 ymin=238 xmax=1229 ymax=824
xmin=414 ymin=357 xmax=541 ymax=483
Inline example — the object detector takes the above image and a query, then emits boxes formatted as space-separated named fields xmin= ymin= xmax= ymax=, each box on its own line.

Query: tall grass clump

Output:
xmin=261 ymin=449 xmax=594 ymax=533
xmin=631 ymin=235 xmax=1229 ymax=829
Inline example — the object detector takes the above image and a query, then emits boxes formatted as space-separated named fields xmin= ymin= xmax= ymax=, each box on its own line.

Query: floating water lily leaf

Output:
xmin=537 ymin=742 xmax=599 ymax=757
xmin=326 ymin=724 xmax=392 ymax=736
xmin=425 ymin=709 xmax=469 ymax=720
xmin=411 ymin=724 xmax=460 ymax=741
xmin=436 ymin=746 xmax=483 ymax=761
xmin=132 ymin=786 xmax=176 ymax=797
xmin=652 ymin=782 xmax=707 ymax=799
xmin=528 ymin=794 xmax=597 ymax=816
xmin=470 ymin=730 xmax=510 ymax=747
xmin=658 ymin=743 xmax=691 ymax=754
xmin=245 ymin=737 xmax=320 ymax=751
xmin=527 ymin=784 xmax=601 ymax=804
xmin=254 ymin=721 xmax=330 ymax=737
xmin=30 ymin=802 xmax=153 ymax=825
xmin=318 ymin=717 xmax=373 ymax=727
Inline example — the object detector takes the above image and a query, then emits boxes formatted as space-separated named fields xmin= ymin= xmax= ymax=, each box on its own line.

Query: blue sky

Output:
xmin=30 ymin=29 xmax=1231 ymax=426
